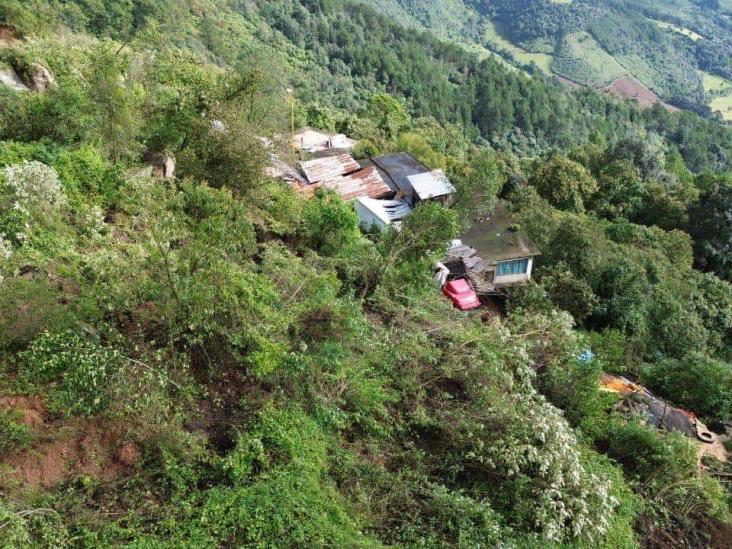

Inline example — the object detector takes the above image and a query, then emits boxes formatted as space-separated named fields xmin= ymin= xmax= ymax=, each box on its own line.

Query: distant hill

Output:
xmin=359 ymin=0 xmax=732 ymax=120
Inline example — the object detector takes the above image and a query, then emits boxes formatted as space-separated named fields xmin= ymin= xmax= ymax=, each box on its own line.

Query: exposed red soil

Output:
xmin=604 ymin=77 xmax=680 ymax=112
xmin=0 ymin=395 xmax=46 ymax=427
xmin=0 ymin=396 xmax=141 ymax=490
xmin=0 ymin=24 xmax=21 ymax=45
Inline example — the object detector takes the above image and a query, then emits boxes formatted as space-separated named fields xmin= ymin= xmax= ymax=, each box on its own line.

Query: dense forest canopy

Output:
xmin=0 ymin=0 xmax=731 ymax=547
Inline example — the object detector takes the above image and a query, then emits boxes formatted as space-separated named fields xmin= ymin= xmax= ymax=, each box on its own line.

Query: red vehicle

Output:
xmin=443 ymin=279 xmax=481 ymax=311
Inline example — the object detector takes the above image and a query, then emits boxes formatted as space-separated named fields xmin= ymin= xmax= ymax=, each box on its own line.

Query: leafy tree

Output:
xmin=538 ymin=262 xmax=598 ymax=323
xmin=687 ymin=173 xmax=732 ymax=281
xmin=299 ymin=190 xmax=361 ymax=256
xmin=363 ymin=93 xmax=410 ymax=141
xmin=529 ymin=155 xmax=598 ymax=212
xmin=641 ymin=353 xmax=732 ymax=420
xmin=84 ymin=44 xmax=146 ymax=161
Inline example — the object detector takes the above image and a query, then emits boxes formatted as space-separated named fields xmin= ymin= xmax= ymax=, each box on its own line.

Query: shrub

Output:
xmin=53 ymin=145 xmax=121 ymax=203
xmin=0 ymin=409 xmax=31 ymax=455
xmin=0 ymin=278 xmax=75 ymax=353
xmin=298 ymin=190 xmax=361 ymax=256
xmin=19 ymin=330 xmax=124 ymax=416
xmin=641 ymin=353 xmax=732 ymax=420
xmin=604 ymin=420 xmax=697 ymax=489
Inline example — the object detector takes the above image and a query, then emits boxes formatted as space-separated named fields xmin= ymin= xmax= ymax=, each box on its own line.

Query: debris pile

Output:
xmin=601 ymin=374 xmax=727 ymax=462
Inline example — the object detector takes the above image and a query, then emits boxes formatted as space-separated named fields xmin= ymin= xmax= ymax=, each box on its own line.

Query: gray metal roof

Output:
xmin=356 ymin=197 xmax=412 ymax=225
xmin=366 ymin=153 xmax=430 ymax=203
xmin=407 ymin=169 xmax=456 ymax=200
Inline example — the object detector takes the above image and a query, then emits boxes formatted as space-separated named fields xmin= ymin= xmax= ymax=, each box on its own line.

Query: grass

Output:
xmin=701 ymin=71 xmax=732 ymax=93
xmin=700 ymin=71 xmax=732 ymax=121
xmin=650 ymin=19 xmax=704 ymax=41
xmin=551 ymin=32 xmax=626 ymax=88
xmin=710 ymin=93 xmax=732 ymax=121
xmin=483 ymin=21 xmax=554 ymax=74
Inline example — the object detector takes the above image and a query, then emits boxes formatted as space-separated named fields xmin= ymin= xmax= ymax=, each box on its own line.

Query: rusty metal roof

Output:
xmin=300 ymin=153 xmax=361 ymax=183
xmin=299 ymin=166 xmax=393 ymax=201
xmin=320 ymin=167 xmax=392 ymax=200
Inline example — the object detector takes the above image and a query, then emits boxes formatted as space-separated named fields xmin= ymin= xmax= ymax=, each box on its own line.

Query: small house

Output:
xmin=355 ymin=197 xmax=412 ymax=231
xmin=445 ymin=203 xmax=540 ymax=294
xmin=362 ymin=153 xmax=455 ymax=207
xmin=407 ymin=169 xmax=456 ymax=206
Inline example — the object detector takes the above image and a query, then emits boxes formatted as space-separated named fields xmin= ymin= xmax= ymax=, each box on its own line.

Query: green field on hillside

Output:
xmin=551 ymin=32 xmax=627 ymax=88
xmin=484 ymin=20 xmax=553 ymax=74
xmin=701 ymin=71 xmax=732 ymax=121
xmin=651 ymin=19 xmax=704 ymax=41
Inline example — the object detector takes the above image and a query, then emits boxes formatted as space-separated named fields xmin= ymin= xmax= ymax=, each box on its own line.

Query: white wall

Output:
xmin=493 ymin=257 xmax=533 ymax=286
xmin=355 ymin=201 xmax=387 ymax=231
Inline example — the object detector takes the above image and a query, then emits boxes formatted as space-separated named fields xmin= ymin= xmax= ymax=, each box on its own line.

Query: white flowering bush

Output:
xmin=0 ymin=161 xmax=66 ymax=246
xmin=0 ymin=233 xmax=12 ymax=282
xmin=3 ymin=161 xmax=65 ymax=207
xmin=482 ymin=394 xmax=618 ymax=542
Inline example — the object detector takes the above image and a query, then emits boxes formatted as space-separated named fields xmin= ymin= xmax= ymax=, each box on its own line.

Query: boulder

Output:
xmin=27 ymin=63 xmax=56 ymax=93
xmin=0 ymin=66 xmax=28 ymax=92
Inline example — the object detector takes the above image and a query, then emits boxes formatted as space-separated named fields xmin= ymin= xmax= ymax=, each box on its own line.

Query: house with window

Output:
xmin=445 ymin=203 xmax=540 ymax=294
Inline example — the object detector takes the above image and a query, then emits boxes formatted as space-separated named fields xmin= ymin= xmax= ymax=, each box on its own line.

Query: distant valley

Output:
xmin=363 ymin=0 xmax=732 ymax=120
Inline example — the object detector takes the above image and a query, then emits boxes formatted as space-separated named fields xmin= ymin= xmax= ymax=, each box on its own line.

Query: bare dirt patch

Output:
xmin=604 ymin=77 xmax=679 ymax=112
xmin=0 ymin=395 xmax=46 ymax=427
xmin=0 ymin=397 xmax=141 ymax=490
xmin=0 ymin=24 xmax=22 ymax=45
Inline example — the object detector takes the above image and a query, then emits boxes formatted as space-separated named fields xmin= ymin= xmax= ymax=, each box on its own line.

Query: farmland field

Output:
xmin=702 ymin=72 xmax=731 ymax=93
xmin=710 ymin=93 xmax=732 ymax=121
xmin=483 ymin=21 xmax=553 ymax=74
xmin=700 ymin=71 xmax=732 ymax=121
xmin=551 ymin=32 xmax=627 ymax=88
xmin=650 ymin=19 xmax=704 ymax=41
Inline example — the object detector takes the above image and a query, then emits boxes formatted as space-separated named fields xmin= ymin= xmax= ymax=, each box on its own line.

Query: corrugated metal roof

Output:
xmin=407 ymin=169 xmax=456 ymax=200
xmin=320 ymin=167 xmax=392 ymax=200
xmin=368 ymin=153 xmax=430 ymax=204
xmin=356 ymin=197 xmax=412 ymax=225
xmin=299 ymin=167 xmax=392 ymax=201
xmin=300 ymin=153 xmax=361 ymax=183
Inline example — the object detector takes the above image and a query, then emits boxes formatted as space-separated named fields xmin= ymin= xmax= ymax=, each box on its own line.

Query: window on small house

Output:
xmin=496 ymin=258 xmax=529 ymax=277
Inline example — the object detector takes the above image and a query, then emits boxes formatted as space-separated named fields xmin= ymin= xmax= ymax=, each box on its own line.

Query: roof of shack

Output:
xmin=294 ymin=127 xmax=357 ymax=153
xmin=300 ymin=153 xmax=361 ymax=183
xmin=460 ymin=203 xmax=541 ymax=264
xmin=319 ymin=166 xmax=392 ymax=201
xmin=299 ymin=166 xmax=392 ymax=201
xmin=408 ymin=169 xmax=456 ymax=200
xmin=364 ymin=153 xmax=430 ymax=198
xmin=356 ymin=197 xmax=412 ymax=225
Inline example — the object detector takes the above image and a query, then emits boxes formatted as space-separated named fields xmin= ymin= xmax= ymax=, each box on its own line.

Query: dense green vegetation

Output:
xmin=363 ymin=0 xmax=732 ymax=116
xmin=0 ymin=0 xmax=731 ymax=547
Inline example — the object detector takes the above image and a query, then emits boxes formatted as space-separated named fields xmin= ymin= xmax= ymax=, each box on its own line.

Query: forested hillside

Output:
xmin=1 ymin=0 xmax=732 ymax=547
xmin=363 ymin=0 xmax=732 ymax=119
